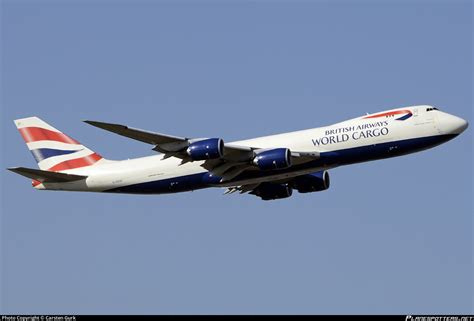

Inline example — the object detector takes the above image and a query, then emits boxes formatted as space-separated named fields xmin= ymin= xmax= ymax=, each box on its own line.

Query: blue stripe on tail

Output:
xmin=30 ymin=148 xmax=81 ymax=163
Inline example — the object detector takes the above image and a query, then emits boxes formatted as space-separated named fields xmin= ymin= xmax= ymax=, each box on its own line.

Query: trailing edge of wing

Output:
xmin=224 ymin=183 xmax=261 ymax=195
xmin=7 ymin=167 xmax=87 ymax=183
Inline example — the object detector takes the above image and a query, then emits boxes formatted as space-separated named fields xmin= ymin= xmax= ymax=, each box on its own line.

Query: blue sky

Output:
xmin=1 ymin=0 xmax=472 ymax=314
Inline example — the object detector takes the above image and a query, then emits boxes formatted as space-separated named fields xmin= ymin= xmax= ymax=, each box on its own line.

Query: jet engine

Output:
xmin=253 ymin=148 xmax=291 ymax=170
xmin=290 ymin=171 xmax=330 ymax=193
xmin=250 ymin=183 xmax=293 ymax=201
xmin=186 ymin=138 xmax=224 ymax=160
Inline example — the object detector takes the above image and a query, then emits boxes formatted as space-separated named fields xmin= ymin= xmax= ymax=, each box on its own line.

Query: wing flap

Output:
xmin=224 ymin=183 xmax=261 ymax=195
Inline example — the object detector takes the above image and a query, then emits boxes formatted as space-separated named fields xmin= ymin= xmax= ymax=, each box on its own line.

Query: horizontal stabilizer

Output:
xmin=7 ymin=167 xmax=87 ymax=183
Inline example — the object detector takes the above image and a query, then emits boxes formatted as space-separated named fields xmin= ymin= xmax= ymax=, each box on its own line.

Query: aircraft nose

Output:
xmin=441 ymin=113 xmax=468 ymax=135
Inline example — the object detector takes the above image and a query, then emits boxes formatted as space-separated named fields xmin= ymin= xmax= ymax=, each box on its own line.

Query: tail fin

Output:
xmin=14 ymin=117 xmax=105 ymax=172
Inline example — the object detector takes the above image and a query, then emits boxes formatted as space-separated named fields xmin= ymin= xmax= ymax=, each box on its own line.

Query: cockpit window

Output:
xmin=426 ymin=107 xmax=439 ymax=112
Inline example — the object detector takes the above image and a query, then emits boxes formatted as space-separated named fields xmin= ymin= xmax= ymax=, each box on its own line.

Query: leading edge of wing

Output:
xmin=84 ymin=120 xmax=187 ymax=147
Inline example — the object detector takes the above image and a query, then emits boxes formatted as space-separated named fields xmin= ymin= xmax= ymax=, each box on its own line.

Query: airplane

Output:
xmin=8 ymin=105 xmax=468 ymax=200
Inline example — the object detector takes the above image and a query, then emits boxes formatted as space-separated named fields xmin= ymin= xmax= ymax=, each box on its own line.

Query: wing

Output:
xmin=84 ymin=120 xmax=320 ymax=182
xmin=84 ymin=120 xmax=189 ymax=153
xmin=84 ymin=120 xmax=255 ymax=160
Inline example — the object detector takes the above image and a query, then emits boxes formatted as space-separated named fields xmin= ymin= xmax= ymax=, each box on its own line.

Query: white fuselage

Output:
xmin=35 ymin=105 xmax=468 ymax=194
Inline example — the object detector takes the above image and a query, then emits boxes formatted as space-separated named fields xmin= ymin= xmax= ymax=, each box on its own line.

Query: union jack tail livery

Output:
xmin=14 ymin=117 xmax=106 ymax=172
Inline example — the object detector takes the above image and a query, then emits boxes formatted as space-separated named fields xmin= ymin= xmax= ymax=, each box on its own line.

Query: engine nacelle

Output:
xmin=250 ymin=183 xmax=293 ymax=201
xmin=290 ymin=171 xmax=330 ymax=193
xmin=253 ymin=148 xmax=291 ymax=170
xmin=186 ymin=138 xmax=224 ymax=160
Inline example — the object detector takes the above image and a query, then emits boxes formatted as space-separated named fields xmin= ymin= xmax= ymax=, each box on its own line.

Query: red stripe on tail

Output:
xmin=19 ymin=127 xmax=80 ymax=144
xmin=48 ymin=153 xmax=102 ymax=172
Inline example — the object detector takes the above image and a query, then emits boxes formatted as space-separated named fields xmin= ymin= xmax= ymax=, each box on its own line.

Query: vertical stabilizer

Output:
xmin=14 ymin=117 xmax=106 ymax=172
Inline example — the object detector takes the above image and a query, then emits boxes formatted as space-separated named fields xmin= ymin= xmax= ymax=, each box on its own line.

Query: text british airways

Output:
xmin=312 ymin=121 xmax=389 ymax=146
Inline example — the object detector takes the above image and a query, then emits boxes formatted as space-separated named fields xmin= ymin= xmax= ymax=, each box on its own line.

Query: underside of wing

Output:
xmin=224 ymin=170 xmax=331 ymax=201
